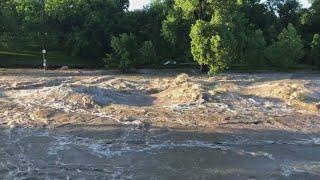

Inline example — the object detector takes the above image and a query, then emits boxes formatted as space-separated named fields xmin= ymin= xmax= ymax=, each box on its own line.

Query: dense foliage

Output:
xmin=0 ymin=0 xmax=320 ymax=72
xmin=104 ymin=33 xmax=157 ymax=72
xmin=265 ymin=23 xmax=304 ymax=67
xmin=105 ymin=33 xmax=138 ymax=72
xmin=310 ymin=33 xmax=320 ymax=66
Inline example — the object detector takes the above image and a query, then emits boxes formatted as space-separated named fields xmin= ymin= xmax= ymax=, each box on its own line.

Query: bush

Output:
xmin=310 ymin=34 xmax=320 ymax=67
xmin=104 ymin=33 xmax=139 ymax=72
xmin=265 ymin=23 xmax=304 ymax=68
xmin=242 ymin=29 xmax=267 ymax=66
xmin=140 ymin=41 xmax=157 ymax=65
xmin=104 ymin=34 xmax=158 ymax=71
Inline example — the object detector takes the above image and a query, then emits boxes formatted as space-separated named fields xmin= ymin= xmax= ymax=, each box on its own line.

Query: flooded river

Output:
xmin=0 ymin=70 xmax=319 ymax=179
xmin=1 ymin=126 xmax=320 ymax=179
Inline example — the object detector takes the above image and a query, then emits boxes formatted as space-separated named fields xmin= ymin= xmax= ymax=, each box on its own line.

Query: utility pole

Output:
xmin=40 ymin=0 xmax=47 ymax=73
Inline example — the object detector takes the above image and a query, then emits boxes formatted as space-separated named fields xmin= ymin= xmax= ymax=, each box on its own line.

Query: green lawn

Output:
xmin=0 ymin=50 xmax=100 ymax=68
xmin=229 ymin=63 xmax=319 ymax=72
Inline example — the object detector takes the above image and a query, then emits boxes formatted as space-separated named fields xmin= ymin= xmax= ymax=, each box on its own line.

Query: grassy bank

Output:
xmin=1 ymin=49 xmax=319 ymax=72
xmin=229 ymin=64 xmax=319 ymax=72
xmin=0 ymin=50 xmax=101 ymax=68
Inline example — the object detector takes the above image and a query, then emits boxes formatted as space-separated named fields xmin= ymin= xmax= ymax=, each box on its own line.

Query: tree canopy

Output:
xmin=0 ymin=0 xmax=319 ymax=72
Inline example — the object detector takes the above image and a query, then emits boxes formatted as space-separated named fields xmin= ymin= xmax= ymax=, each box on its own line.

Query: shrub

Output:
xmin=265 ymin=23 xmax=304 ymax=68
xmin=104 ymin=33 xmax=139 ymax=72
xmin=310 ymin=34 xmax=320 ymax=67
xmin=140 ymin=41 xmax=157 ymax=65
xmin=242 ymin=29 xmax=267 ymax=66
xmin=104 ymin=34 xmax=158 ymax=71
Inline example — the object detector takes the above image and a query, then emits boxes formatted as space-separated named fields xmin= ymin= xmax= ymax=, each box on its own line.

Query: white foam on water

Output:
xmin=311 ymin=138 xmax=320 ymax=145
xmin=4 ymin=128 xmax=320 ymax=179
xmin=280 ymin=162 xmax=320 ymax=177
xmin=146 ymin=140 xmax=231 ymax=152
xmin=242 ymin=151 xmax=275 ymax=160
xmin=48 ymin=136 xmax=72 ymax=155
xmin=120 ymin=120 xmax=143 ymax=126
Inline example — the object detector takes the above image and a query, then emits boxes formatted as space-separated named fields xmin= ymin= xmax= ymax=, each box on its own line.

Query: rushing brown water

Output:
xmin=1 ymin=126 xmax=320 ymax=179
xmin=0 ymin=69 xmax=319 ymax=179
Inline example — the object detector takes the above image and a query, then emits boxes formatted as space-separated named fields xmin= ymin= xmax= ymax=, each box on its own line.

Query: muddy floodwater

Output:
xmin=0 ymin=69 xmax=320 ymax=179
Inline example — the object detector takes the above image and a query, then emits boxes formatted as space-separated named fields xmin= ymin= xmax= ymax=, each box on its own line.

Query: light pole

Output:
xmin=40 ymin=0 xmax=47 ymax=73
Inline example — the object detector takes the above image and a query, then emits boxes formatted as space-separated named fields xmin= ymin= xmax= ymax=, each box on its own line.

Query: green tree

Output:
xmin=0 ymin=1 xmax=3 ymax=35
xmin=104 ymin=33 xmax=139 ymax=72
xmin=241 ymin=0 xmax=278 ymax=43
xmin=161 ymin=0 xmax=217 ymax=64
xmin=1 ymin=0 xmax=318 ymax=70
xmin=278 ymin=0 xmax=302 ymax=28
xmin=104 ymin=34 xmax=159 ymax=71
xmin=310 ymin=34 xmax=320 ymax=67
xmin=163 ymin=0 xmax=275 ymax=73
xmin=0 ymin=0 xmax=24 ymax=49
xmin=190 ymin=0 xmax=260 ymax=73
xmin=265 ymin=23 xmax=304 ymax=67
xmin=241 ymin=29 xmax=267 ymax=66
xmin=140 ymin=41 xmax=157 ymax=65
xmin=190 ymin=20 xmax=235 ymax=74
xmin=46 ymin=0 xmax=129 ymax=58
xmin=125 ymin=1 xmax=175 ymax=64
xmin=301 ymin=0 xmax=320 ymax=34
xmin=161 ymin=1 xmax=193 ymax=63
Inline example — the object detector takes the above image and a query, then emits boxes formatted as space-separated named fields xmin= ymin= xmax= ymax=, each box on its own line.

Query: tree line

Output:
xmin=0 ymin=0 xmax=320 ymax=73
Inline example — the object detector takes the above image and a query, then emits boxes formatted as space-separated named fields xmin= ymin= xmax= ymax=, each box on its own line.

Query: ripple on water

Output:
xmin=1 ymin=128 xmax=320 ymax=179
